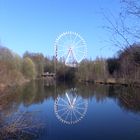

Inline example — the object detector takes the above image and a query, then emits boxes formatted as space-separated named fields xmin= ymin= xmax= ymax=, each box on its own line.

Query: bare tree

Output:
xmin=102 ymin=0 xmax=140 ymax=50
xmin=121 ymin=0 xmax=140 ymax=39
xmin=121 ymin=0 xmax=140 ymax=18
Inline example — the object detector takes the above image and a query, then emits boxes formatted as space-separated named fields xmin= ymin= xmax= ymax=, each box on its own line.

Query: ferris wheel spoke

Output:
xmin=58 ymin=35 xmax=67 ymax=42
xmin=74 ymin=108 xmax=83 ymax=116
xmin=71 ymin=50 xmax=78 ymax=62
xmin=72 ymin=34 xmax=78 ymax=44
xmin=67 ymin=34 xmax=73 ymax=43
xmin=76 ymin=101 xmax=86 ymax=106
xmin=57 ymin=41 xmax=65 ymax=48
xmin=58 ymin=40 xmax=70 ymax=48
xmin=75 ymin=56 xmax=83 ymax=62
xmin=75 ymin=50 xmax=85 ymax=54
xmin=64 ymin=34 xmax=69 ymax=43
xmin=77 ymin=102 xmax=86 ymax=107
xmin=57 ymin=103 xmax=68 ymax=107
xmin=59 ymin=98 xmax=69 ymax=105
xmin=69 ymin=33 xmax=72 ymax=42
xmin=74 ymin=40 xmax=83 ymax=47
xmin=59 ymin=42 xmax=68 ymax=49
xmin=59 ymin=53 xmax=66 ymax=58
xmin=57 ymin=107 xmax=68 ymax=112
xmin=75 ymin=54 xmax=85 ymax=60
xmin=74 ymin=53 xmax=84 ymax=59
xmin=75 ymin=106 xmax=86 ymax=110
xmin=75 ymin=54 xmax=85 ymax=61
xmin=58 ymin=52 xmax=67 ymax=58
xmin=57 ymin=45 xmax=66 ymax=52
xmin=70 ymin=110 xmax=73 ymax=123
xmin=73 ymin=45 xmax=85 ymax=51
xmin=74 ymin=48 xmax=85 ymax=53
xmin=60 ymin=109 xmax=69 ymax=118
xmin=57 ymin=49 xmax=65 ymax=52
xmin=65 ymin=110 xmax=71 ymax=121
xmin=75 ymin=52 xmax=83 ymax=57
xmin=74 ymin=97 xmax=82 ymax=103
xmin=73 ymin=110 xmax=78 ymax=120
xmin=58 ymin=45 xmax=69 ymax=52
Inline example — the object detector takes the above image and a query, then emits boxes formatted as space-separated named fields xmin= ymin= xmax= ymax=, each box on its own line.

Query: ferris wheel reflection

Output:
xmin=54 ymin=88 xmax=88 ymax=125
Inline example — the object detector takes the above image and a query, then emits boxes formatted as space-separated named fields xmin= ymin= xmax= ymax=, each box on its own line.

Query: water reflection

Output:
xmin=0 ymin=81 xmax=140 ymax=115
xmin=0 ymin=81 xmax=140 ymax=139
xmin=0 ymin=110 xmax=45 ymax=140
xmin=54 ymin=88 xmax=88 ymax=124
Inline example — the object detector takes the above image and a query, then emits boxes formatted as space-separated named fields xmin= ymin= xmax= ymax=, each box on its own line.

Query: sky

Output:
xmin=0 ymin=0 xmax=123 ymax=59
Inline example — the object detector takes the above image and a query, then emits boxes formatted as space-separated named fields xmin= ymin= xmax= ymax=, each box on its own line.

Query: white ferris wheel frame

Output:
xmin=54 ymin=88 xmax=88 ymax=125
xmin=54 ymin=32 xmax=87 ymax=67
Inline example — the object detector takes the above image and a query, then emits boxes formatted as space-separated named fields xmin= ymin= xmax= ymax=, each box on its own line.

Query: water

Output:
xmin=0 ymin=80 xmax=140 ymax=140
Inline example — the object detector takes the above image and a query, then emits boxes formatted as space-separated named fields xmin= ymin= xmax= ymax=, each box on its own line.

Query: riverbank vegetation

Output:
xmin=0 ymin=43 xmax=140 ymax=89
xmin=76 ymin=43 xmax=140 ymax=86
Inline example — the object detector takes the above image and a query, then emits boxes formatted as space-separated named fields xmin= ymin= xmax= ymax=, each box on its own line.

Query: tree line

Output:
xmin=0 ymin=46 xmax=53 ymax=87
xmin=0 ymin=43 xmax=140 ymax=87
xmin=77 ymin=43 xmax=140 ymax=85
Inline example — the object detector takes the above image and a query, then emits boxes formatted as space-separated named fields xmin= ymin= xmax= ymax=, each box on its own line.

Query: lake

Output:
xmin=0 ymin=80 xmax=140 ymax=140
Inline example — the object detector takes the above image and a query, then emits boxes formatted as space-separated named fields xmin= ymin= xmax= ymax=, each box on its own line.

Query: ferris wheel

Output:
xmin=54 ymin=88 xmax=88 ymax=124
xmin=54 ymin=32 xmax=87 ymax=67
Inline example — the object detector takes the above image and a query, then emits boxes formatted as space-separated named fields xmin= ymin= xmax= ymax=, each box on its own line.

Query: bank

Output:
xmin=80 ymin=78 xmax=140 ymax=87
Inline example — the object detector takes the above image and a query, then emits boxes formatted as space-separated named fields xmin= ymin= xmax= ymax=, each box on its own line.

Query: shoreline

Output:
xmin=80 ymin=78 xmax=140 ymax=87
xmin=0 ymin=79 xmax=30 ymax=95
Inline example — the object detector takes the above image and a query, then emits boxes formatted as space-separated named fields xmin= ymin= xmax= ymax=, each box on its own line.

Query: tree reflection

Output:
xmin=1 ymin=81 xmax=140 ymax=113
xmin=0 ymin=111 xmax=45 ymax=140
xmin=117 ymin=87 xmax=140 ymax=113
xmin=0 ymin=81 xmax=140 ymax=128
xmin=0 ymin=82 xmax=46 ymax=139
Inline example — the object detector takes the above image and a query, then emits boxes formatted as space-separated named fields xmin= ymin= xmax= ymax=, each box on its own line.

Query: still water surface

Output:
xmin=1 ymin=80 xmax=140 ymax=140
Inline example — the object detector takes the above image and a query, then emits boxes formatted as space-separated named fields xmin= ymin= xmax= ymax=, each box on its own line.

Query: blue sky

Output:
xmin=0 ymin=0 xmax=122 ymax=59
